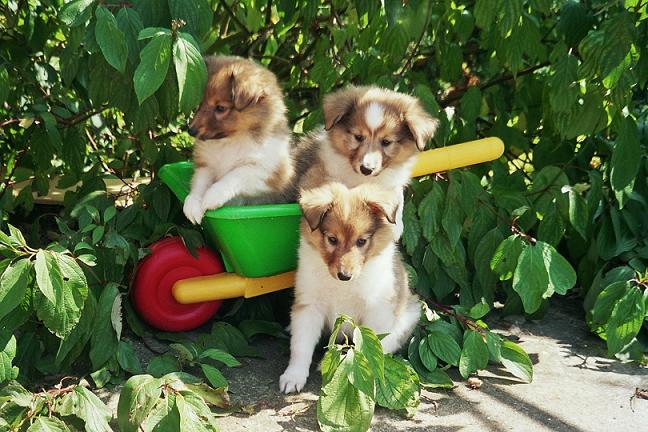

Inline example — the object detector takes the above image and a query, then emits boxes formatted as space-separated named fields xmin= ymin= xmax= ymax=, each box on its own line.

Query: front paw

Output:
xmin=183 ymin=194 xmax=205 ymax=225
xmin=279 ymin=367 xmax=309 ymax=394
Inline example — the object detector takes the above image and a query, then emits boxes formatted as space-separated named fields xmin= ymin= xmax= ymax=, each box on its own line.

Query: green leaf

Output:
xmin=0 ymin=259 xmax=31 ymax=321
xmin=199 ymin=348 xmax=241 ymax=367
xmin=568 ymin=189 xmax=588 ymax=239
xmin=238 ymin=319 xmax=287 ymax=339
xmin=512 ymin=243 xmax=548 ymax=313
xmin=375 ymin=355 xmax=420 ymax=417
xmin=442 ymin=177 xmax=464 ymax=248
xmin=354 ymin=326 xmax=384 ymax=384
xmin=459 ymin=330 xmax=489 ymax=378
xmin=461 ymin=86 xmax=482 ymax=123
xmin=207 ymin=322 xmax=259 ymax=357
xmin=184 ymin=382 xmax=230 ymax=408
xmin=34 ymin=254 xmax=88 ymax=338
xmin=0 ymin=331 xmax=18 ymax=383
xmin=490 ymin=235 xmax=524 ymax=280
xmin=418 ymin=182 xmax=444 ymax=241
xmin=26 ymin=417 xmax=71 ymax=432
xmin=176 ymin=391 xmax=220 ymax=431
xmin=348 ymin=350 xmax=375 ymax=397
xmin=59 ymin=0 xmax=95 ymax=26
xmin=537 ymin=205 xmax=565 ymax=247
xmin=95 ymin=7 xmax=128 ymax=73
xmin=539 ymin=241 xmax=576 ymax=296
xmin=500 ymin=340 xmax=533 ymax=383
xmin=200 ymin=363 xmax=228 ymax=389
xmin=34 ymin=249 xmax=59 ymax=304
xmin=610 ymin=117 xmax=642 ymax=194
xmin=116 ymin=8 xmax=144 ymax=65
xmin=606 ymin=286 xmax=645 ymax=356
xmin=147 ymin=354 xmax=181 ymax=377
xmin=402 ymin=200 xmax=421 ymax=255
xmin=317 ymin=353 xmax=374 ymax=432
xmin=418 ymin=336 xmax=438 ymax=371
xmin=117 ymin=340 xmax=143 ymax=374
xmin=173 ymin=32 xmax=208 ymax=113
xmin=90 ymin=283 xmax=120 ymax=369
xmin=56 ymin=386 xmax=112 ymax=432
xmin=133 ymin=33 xmax=172 ymax=105
xmin=418 ymin=367 xmax=454 ymax=389
xmin=426 ymin=329 xmax=461 ymax=366
xmin=117 ymin=374 xmax=162 ymax=432
xmin=591 ymin=281 xmax=628 ymax=325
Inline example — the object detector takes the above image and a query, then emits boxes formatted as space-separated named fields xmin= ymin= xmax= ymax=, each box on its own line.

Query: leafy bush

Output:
xmin=1 ymin=0 xmax=647 ymax=430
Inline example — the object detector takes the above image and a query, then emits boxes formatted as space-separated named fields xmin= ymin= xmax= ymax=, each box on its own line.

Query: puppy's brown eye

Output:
xmin=381 ymin=139 xmax=391 ymax=147
xmin=356 ymin=238 xmax=367 ymax=247
xmin=214 ymin=105 xmax=227 ymax=113
xmin=354 ymin=134 xmax=365 ymax=142
xmin=327 ymin=235 xmax=338 ymax=245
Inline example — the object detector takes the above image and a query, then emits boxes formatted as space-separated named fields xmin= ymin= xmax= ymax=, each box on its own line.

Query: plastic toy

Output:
xmin=132 ymin=137 xmax=504 ymax=331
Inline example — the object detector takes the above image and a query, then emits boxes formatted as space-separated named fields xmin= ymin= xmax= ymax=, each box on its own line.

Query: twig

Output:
xmin=440 ymin=61 xmax=551 ymax=107
xmin=217 ymin=0 xmax=251 ymax=37
xmin=399 ymin=0 xmax=433 ymax=74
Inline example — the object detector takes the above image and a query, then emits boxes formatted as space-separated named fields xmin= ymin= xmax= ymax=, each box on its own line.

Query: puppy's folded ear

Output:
xmin=299 ymin=183 xmax=344 ymax=231
xmin=323 ymin=87 xmax=359 ymax=130
xmin=230 ymin=68 xmax=265 ymax=111
xmin=404 ymin=101 xmax=439 ymax=151
xmin=358 ymin=186 xmax=399 ymax=225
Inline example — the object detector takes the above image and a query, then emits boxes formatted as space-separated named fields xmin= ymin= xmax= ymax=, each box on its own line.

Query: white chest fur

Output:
xmin=295 ymin=238 xmax=398 ymax=331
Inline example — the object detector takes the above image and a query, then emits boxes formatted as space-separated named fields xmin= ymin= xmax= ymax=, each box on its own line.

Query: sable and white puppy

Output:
xmin=279 ymin=183 xmax=420 ymax=394
xmin=183 ymin=55 xmax=293 ymax=224
xmin=295 ymin=86 xmax=439 ymax=237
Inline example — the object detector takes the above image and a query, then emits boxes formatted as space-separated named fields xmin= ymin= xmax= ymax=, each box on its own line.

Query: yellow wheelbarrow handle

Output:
xmin=173 ymin=137 xmax=504 ymax=304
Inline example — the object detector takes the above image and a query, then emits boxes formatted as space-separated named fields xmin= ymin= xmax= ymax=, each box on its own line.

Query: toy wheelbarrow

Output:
xmin=131 ymin=137 xmax=504 ymax=331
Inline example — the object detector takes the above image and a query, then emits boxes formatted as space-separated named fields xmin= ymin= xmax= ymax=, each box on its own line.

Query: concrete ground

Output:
xmin=213 ymin=300 xmax=648 ymax=432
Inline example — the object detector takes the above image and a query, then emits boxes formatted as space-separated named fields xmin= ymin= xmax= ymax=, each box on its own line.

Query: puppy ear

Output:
xmin=299 ymin=183 xmax=345 ymax=231
xmin=358 ymin=186 xmax=399 ymax=225
xmin=230 ymin=68 xmax=265 ymax=111
xmin=323 ymin=87 xmax=358 ymax=130
xmin=404 ymin=101 xmax=439 ymax=151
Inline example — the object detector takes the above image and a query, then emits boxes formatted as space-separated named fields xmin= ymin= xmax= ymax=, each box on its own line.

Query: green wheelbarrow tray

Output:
xmin=159 ymin=162 xmax=302 ymax=278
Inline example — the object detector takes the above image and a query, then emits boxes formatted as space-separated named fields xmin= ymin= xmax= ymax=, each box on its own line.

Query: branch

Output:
xmin=0 ymin=118 xmax=20 ymax=128
xmin=217 ymin=0 xmax=250 ymax=37
xmin=440 ymin=61 xmax=550 ymax=107
xmin=55 ymin=104 xmax=109 ymax=127
xmin=399 ymin=0 xmax=433 ymax=75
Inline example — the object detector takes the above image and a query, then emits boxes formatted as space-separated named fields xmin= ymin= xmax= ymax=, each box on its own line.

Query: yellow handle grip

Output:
xmin=173 ymin=271 xmax=296 ymax=304
xmin=411 ymin=137 xmax=504 ymax=178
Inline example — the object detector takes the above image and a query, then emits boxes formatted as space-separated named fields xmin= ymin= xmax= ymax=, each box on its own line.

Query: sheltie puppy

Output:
xmin=294 ymin=86 xmax=439 ymax=237
xmin=183 ymin=55 xmax=293 ymax=224
xmin=279 ymin=182 xmax=421 ymax=394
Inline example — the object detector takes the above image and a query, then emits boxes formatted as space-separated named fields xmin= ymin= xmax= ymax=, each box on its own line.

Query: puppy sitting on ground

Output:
xmin=183 ymin=55 xmax=293 ymax=224
xmin=294 ymin=86 xmax=439 ymax=237
xmin=279 ymin=183 xmax=421 ymax=394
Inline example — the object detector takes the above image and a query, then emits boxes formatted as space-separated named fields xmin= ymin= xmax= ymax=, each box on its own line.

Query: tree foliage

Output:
xmin=1 ymin=0 xmax=647 ymax=430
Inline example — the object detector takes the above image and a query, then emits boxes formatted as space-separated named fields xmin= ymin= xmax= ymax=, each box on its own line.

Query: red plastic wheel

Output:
xmin=132 ymin=236 xmax=224 ymax=331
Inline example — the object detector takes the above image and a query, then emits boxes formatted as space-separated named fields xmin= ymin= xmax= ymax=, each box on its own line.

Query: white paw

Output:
xmin=279 ymin=367 xmax=309 ymax=394
xmin=201 ymin=193 xmax=224 ymax=214
xmin=183 ymin=194 xmax=204 ymax=225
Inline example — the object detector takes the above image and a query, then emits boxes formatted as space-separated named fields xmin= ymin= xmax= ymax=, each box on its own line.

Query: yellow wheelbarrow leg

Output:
xmin=411 ymin=137 xmax=504 ymax=177
xmin=173 ymin=271 xmax=296 ymax=304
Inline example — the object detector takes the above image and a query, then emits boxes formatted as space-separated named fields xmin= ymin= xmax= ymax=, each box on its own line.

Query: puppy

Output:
xmin=294 ymin=86 xmax=439 ymax=237
xmin=279 ymin=183 xmax=421 ymax=394
xmin=183 ymin=55 xmax=293 ymax=224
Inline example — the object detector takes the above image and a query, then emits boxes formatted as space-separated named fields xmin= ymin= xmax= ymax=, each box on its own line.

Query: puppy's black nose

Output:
xmin=337 ymin=272 xmax=352 ymax=281
xmin=360 ymin=165 xmax=373 ymax=176
xmin=188 ymin=127 xmax=198 ymax=137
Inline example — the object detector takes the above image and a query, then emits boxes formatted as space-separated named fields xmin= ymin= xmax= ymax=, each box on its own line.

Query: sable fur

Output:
xmin=292 ymin=86 xmax=439 ymax=237
xmin=183 ymin=55 xmax=293 ymax=224
xmin=279 ymin=183 xmax=421 ymax=394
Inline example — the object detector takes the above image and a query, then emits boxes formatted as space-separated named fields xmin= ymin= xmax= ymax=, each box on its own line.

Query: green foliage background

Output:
xmin=1 ymin=0 xmax=647 ymax=430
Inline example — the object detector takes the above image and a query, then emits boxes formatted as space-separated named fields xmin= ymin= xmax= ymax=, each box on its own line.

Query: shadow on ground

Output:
xmin=212 ymin=298 xmax=647 ymax=432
